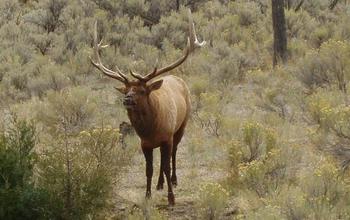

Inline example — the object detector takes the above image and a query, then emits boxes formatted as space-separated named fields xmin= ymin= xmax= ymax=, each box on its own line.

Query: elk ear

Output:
xmin=114 ymin=86 xmax=127 ymax=94
xmin=147 ymin=80 xmax=163 ymax=93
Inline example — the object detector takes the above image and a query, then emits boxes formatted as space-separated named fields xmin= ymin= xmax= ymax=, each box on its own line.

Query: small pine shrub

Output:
xmin=0 ymin=117 xmax=55 ymax=220
xmin=37 ymin=126 xmax=134 ymax=219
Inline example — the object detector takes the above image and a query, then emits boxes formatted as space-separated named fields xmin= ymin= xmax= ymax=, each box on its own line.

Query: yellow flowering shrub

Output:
xmin=306 ymin=88 xmax=344 ymax=127
xmin=299 ymin=157 xmax=350 ymax=219
xmin=196 ymin=182 xmax=229 ymax=219
xmin=228 ymin=121 xmax=285 ymax=197
xmin=240 ymin=122 xmax=277 ymax=162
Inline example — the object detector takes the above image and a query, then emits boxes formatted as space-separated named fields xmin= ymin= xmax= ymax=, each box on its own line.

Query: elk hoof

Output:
xmin=171 ymin=176 xmax=177 ymax=187
xmin=168 ymin=192 xmax=175 ymax=206
xmin=145 ymin=191 xmax=151 ymax=199
xmin=156 ymin=183 xmax=163 ymax=190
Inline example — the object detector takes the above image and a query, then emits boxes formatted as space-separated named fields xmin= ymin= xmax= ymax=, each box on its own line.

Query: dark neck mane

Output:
xmin=126 ymin=96 xmax=158 ymax=139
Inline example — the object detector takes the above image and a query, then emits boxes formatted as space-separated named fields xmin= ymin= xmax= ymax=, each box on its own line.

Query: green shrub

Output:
xmin=37 ymin=126 xmax=133 ymax=219
xmin=193 ymin=92 xmax=223 ymax=136
xmin=37 ymin=87 xmax=96 ymax=134
xmin=310 ymin=25 xmax=332 ymax=48
xmin=10 ymin=72 xmax=28 ymax=91
xmin=34 ymin=86 xmax=133 ymax=219
xmin=229 ymin=2 xmax=262 ymax=27
xmin=297 ymin=40 xmax=350 ymax=92
xmin=285 ymin=9 xmax=317 ymax=39
xmin=0 ymin=117 xmax=55 ymax=220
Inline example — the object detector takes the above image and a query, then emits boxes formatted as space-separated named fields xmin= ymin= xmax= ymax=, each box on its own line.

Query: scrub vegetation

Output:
xmin=1 ymin=0 xmax=350 ymax=219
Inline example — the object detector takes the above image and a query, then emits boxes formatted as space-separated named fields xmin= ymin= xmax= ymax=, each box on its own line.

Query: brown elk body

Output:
xmin=90 ymin=10 xmax=205 ymax=205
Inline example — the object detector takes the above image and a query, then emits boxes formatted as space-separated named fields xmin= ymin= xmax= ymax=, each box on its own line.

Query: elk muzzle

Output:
xmin=123 ymin=95 xmax=136 ymax=108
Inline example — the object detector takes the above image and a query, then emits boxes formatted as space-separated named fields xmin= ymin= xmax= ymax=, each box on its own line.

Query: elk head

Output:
xmin=90 ymin=9 xmax=205 ymax=110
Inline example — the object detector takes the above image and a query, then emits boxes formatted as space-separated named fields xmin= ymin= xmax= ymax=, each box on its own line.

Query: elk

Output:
xmin=90 ymin=10 xmax=205 ymax=205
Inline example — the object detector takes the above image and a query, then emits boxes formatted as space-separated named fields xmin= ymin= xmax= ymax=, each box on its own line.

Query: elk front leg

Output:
xmin=160 ymin=141 xmax=175 ymax=205
xmin=142 ymin=148 xmax=153 ymax=199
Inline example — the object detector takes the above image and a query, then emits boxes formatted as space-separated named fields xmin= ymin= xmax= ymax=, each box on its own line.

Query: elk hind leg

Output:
xmin=171 ymin=123 xmax=186 ymax=187
xmin=156 ymin=148 xmax=164 ymax=190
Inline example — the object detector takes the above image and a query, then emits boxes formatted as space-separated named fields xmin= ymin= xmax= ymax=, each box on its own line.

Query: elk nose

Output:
xmin=124 ymin=94 xmax=132 ymax=101
xmin=123 ymin=95 xmax=135 ymax=106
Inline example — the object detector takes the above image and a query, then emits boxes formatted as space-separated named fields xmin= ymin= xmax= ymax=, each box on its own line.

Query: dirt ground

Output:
xmin=111 ymin=133 xmax=231 ymax=219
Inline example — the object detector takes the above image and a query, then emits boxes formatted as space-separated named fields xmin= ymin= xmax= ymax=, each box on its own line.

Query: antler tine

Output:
xmin=188 ymin=9 xmax=206 ymax=50
xmin=144 ymin=48 xmax=190 ymax=81
xmin=114 ymin=65 xmax=129 ymax=82
xmin=130 ymin=66 xmax=159 ymax=82
xmin=129 ymin=70 xmax=144 ymax=81
xmin=139 ymin=9 xmax=205 ymax=82
xmin=89 ymin=21 xmax=129 ymax=83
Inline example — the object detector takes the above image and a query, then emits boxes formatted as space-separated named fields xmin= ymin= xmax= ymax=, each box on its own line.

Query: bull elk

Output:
xmin=90 ymin=10 xmax=205 ymax=205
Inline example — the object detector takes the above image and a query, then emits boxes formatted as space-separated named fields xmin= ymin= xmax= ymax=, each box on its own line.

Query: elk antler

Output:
xmin=90 ymin=21 xmax=129 ymax=84
xmin=131 ymin=9 xmax=206 ymax=82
